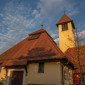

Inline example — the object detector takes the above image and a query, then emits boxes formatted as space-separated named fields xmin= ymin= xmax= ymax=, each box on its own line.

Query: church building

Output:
xmin=0 ymin=13 xmax=85 ymax=85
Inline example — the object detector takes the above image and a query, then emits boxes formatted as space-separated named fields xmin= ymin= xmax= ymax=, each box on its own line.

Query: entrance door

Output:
xmin=11 ymin=71 xmax=24 ymax=85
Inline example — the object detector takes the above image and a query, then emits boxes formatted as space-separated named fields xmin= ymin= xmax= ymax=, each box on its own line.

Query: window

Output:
xmin=38 ymin=62 xmax=44 ymax=73
xmin=28 ymin=34 xmax=40 ymax=40
xmin=62 ymin=23 xmax=68 ymax=31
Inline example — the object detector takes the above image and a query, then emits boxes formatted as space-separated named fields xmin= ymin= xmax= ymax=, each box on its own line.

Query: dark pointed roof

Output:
xmin=0 ymin=29 xmax=71 ymax=66
xmin=56 ymin=14 xmax=75 ymax=29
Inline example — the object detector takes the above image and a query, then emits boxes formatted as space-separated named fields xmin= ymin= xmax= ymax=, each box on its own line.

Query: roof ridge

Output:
xmin=0 ymin=37 xmax=28 ymax=56
xmin=29 ymin=28 xmax=46 ymax=36
xmin=45 ymin=32 xmax=65 ymax=57
xmin=0 ymin=38 xmax=29 ymax=61
xmin=57 ymin=14 xmax=72 ymax=25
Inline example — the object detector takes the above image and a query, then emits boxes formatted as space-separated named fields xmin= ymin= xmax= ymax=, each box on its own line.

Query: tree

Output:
xmin=75 ymin=24 xmax=83 ymax=85
xmin=67 ymin=24 xmax=84 ymax=85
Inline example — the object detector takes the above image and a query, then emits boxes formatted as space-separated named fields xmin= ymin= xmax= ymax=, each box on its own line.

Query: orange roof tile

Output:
xmin=1 ymin=59 xmax=27 ymax=66
xmin=29 ymin=29 xmax=46 ymax=36
xmin=65 ymin=46 xmax=85 ymax=73
xmin=56 ymin=14 xmax=75 ymax=29
xmin=0 ymin=29 xmax=68 ymax=66
xmin=57 ymin=14 xmax=72 ymax=25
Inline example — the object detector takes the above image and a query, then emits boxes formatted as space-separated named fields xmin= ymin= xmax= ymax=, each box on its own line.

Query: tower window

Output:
xmin=38 ymin=62 xmax=44 ymax=73
xmin=62 ymin=23 xmax=68 ymax=31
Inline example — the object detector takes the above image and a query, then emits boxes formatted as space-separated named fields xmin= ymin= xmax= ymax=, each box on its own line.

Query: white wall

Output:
xmin=25 ymin=62 xmax=62 ymax=85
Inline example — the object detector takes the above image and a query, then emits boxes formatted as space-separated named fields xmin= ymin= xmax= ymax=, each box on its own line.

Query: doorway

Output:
xmin=10 ymin=71 xmax=24 ymax=85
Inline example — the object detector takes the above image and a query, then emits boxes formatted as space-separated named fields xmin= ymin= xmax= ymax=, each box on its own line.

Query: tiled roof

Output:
xmin=0 ymin=29 xmax=67 ymax=66
xmin=65 ymin=46 xmax=85 ymax=73
xmin=57 ymin=14 xmax=72 ymax=25
xmin=29 ymin=29 xmax=46 ymax=36
xmin=1 ymin=59 xmax=27 ymax=66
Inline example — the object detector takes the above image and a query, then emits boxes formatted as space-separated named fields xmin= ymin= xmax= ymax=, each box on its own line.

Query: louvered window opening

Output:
xmin=62 ymin=23 xmax=68 ymax=31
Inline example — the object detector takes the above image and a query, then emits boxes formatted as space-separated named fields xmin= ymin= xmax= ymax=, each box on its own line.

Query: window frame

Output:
xmin=38 ymin=62 xmax=44 ymax=73
xmin=62 ymin=23 xmax=68 ymax=31
xmin=28 ymin=34 xmax=40 ymax=40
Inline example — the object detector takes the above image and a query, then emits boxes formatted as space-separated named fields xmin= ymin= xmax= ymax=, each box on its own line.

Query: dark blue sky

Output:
xmin=0 ymin=0 xmax=85 ymax=54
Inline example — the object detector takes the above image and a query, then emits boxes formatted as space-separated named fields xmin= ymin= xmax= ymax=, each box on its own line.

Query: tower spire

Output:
xmin=41 ymin=25 xmax=43 ymax=29
xmin=64 ymin=7 xmax=66 ymax=14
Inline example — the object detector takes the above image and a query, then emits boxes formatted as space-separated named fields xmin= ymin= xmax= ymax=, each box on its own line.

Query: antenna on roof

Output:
xmin=41 ymin=25 xmax=43 ymax=29
xmin=64 ymin=7 xmax=66 ymax=14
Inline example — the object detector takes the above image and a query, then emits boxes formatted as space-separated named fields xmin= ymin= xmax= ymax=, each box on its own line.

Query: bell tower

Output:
xmin=56 ymin=14 xmax=76 ymax=52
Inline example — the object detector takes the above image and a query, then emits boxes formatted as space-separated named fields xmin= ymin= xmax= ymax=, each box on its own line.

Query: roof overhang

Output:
xmin=56 ymin=20 xmax=75 ymax=29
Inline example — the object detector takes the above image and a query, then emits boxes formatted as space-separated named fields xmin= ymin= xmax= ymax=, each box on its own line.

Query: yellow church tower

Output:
xmin=56 ymin=14 xmax=76 ymax=52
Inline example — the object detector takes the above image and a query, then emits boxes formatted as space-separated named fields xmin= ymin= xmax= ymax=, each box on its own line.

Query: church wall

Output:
xmin=0 ymin=62 xmax=73 ymax=85
xmin=25 ymin=62 xmax=62 ymax=85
